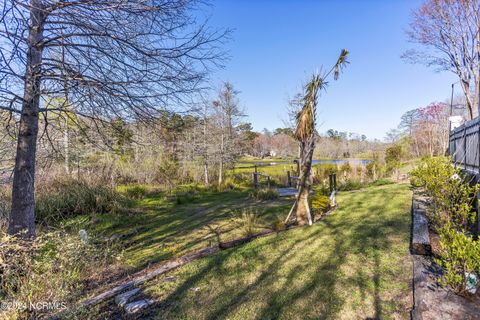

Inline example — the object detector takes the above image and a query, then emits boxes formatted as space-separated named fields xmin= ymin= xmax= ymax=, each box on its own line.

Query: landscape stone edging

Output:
xmin=410 ymin=196 xmax=431 ymax=256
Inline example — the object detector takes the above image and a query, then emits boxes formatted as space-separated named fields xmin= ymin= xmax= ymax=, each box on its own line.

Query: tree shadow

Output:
xmin=127 ymin=184 xmax=412 ymax=319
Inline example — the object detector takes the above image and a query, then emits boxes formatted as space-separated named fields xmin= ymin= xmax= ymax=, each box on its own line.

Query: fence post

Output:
xmin=475 ymin=190 xmax=480 ymax=240
xmin=333 ymin=173 xmax=337 ymax=191
xmin=329 ymin=174 xmax=333 ymax=194
xmin=253 ymin=173 xmax=258 ymax=189
xmin=287 ymin=171 xmax=291 ymax=187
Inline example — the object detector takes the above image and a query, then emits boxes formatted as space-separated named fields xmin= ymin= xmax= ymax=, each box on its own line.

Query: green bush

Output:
xmin=365 ymin=161 xmax=379 ymax=180
xmin=316 ymin=163 xmax=338 ymax=180
xmin=35 ymin=178 xmax=123 ymax=224
xmin=154 ymin=155 xmax=179 ymax=188
xmin=340 ymin=161 xmax=351 ymax=173
xmin=385 ymin=144 xmax=403 ymax=174
xmin=436 ymin=224 xmax=480 ymax=295
xmin=411 ymin=156 xmax=480 ymax=295
xmin=311 ymin=193 xmax=331 ymax=216
xmin=249 ymin=188 xmax=279 ymax=200
xmin=410 ymin=156 xmax=478 ymax=231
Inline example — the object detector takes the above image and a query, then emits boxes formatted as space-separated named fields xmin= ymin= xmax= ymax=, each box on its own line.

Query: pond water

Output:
xmin=240 ymin=159 xmax=371 ymax=167
xmin=312 ymin=159 xmax=371 ymax=165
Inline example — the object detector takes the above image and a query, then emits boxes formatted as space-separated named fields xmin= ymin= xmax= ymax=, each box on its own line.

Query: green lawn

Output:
xmin=84 ymin=188 xmax=292 ymax=269
xmin=95 ymin=183 xmax=412 ymax=319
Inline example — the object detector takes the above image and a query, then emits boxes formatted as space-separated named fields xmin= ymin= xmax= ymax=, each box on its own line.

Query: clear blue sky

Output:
xmin=205 ymin=0 xmax=457 ymax=140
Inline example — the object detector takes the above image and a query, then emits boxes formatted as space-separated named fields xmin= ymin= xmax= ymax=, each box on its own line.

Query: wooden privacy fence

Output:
xmin=449 ymin=116 xmax=480 ymax=174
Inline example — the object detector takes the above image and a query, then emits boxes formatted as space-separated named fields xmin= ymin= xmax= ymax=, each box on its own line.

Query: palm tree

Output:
xmin=288 ymin=49 xmax=349 ymax=225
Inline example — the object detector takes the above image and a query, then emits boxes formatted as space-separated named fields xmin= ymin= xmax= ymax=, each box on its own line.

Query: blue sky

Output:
xmin=205 ymin=0 xmax=457 ymax=140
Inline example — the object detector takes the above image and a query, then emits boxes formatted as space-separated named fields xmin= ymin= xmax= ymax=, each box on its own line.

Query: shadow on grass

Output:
xmin=93 ymin=189 xmax=292 ymax=270
xmin=127 ymin=184 xmax=412 ymax=320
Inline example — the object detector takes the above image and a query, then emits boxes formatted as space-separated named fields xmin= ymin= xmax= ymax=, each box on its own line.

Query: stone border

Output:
xmin=410 ymin=196 xmax=431 ymax=255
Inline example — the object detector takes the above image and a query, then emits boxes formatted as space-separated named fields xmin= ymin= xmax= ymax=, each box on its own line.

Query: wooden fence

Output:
xmin=449 ymin=116 xmax=480 ymax=175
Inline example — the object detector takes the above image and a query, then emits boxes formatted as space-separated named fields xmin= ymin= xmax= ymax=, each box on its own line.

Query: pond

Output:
xmin=241 ymin=159 xmax=371 ymax=167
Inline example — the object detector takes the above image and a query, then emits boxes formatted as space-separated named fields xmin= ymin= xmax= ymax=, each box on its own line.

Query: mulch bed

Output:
xmin=411 ymin=189 xmax=480 ymax=320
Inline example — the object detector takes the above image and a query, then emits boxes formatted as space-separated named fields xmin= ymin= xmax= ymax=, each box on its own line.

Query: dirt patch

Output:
xmin=412 ymin=255 xmax=480 ymax=320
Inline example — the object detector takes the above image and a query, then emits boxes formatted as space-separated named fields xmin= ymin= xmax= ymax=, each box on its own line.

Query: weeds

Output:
xmin=0 ymin=229 xmax=122 ymax=319
xmin=35 ymin=178 xmax=124 ymax=224
xmin=249 ymin=188 xmax=279 ymax=200
xmin=233 ymin=209 xmax=261 ymax=237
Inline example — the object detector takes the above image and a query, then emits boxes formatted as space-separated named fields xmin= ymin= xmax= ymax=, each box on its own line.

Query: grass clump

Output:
xmin=35 ymin=178 xmax=123 ymax=225
xmin=249 ymin=188 xmax=279 ymax=200
xmin=233 ymin=209 xmax=261 ymax=237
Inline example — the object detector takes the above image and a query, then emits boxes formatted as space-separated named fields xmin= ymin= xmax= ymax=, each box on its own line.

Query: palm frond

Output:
xmin=334 ymin=49 xmax=349 ymax=80
xmin=294 ymin=74 xmax=325 ymax=141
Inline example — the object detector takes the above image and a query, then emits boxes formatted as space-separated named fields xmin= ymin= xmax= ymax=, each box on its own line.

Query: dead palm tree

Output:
xmin=287 ymin=49 xmax=349 ymax=225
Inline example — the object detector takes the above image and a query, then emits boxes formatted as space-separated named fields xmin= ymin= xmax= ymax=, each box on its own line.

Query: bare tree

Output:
xmin=404 ymin=0 xmax=480 ymax=119
xmin=212 ymin=82 xmax=244 ymax=185
xmin=0 ymin=0 xmax=227 ymax=237
xmin=286 ymin=49 xmax=349 ymax=226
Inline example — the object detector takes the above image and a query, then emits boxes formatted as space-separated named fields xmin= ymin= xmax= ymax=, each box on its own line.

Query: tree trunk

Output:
xmin=295 ymin=138 xmax=314 ymax=225
xmin=204 ymin=162 xmax=209 ymax=185
xmin=218 ymin=160 xmax=223 ymax=185
xmin=64 ymin=117 xmax=70 ymax=175
xmin=8 ymin=0 xmax=45 ymax=238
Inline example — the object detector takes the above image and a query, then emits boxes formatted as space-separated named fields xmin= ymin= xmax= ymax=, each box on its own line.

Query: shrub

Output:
xmin=436 ymin=224 xmax=480 ymax=295
xmin=35 ymin=178 xmax=123 ymax=224
xmin=411 ymin=156 xmax=480 ymax=295
xmin=249 ymin=188 xmax=279 ymax=200
xmin=316 ymin=163 xmax=338 ymax=180
xmin=385 ymin=144 xmax=403 ymax=174
xmin=365 ymin=161 xmax=378 ymax=180
xmin=228 ymin=173 xmax=251 ymax=187
xmin=311 ymin=193 xmax=331 ymax=217
xmin=154 ymin=155 xmax=179 ymax=189
xmin=410 ymin=157 xmax=478 ymax=231
xmin=340 ymin=161 xmax=351 ymax=173
xmin=273 ymin=216 xmax=286 ymax=231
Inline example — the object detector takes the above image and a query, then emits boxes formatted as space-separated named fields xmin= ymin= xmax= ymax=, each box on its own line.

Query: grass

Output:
xmin=87 ymin=182 xmax=412 ymax=319
xmin=148 ymin=183 xmax=412 ymax=319
xmin=76 ymin=187 xmax=292 ymax=269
